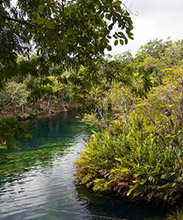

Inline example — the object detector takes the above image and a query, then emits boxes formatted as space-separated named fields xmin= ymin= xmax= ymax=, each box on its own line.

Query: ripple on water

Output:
xmin=0 ymin=112 xmax=168 ymax=220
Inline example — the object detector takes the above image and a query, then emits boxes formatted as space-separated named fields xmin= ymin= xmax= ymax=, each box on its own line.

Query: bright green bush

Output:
xmin=75 ymin=55 xmax=183 ymax=204
xmin=75 ymin=111 xmax=183 ymax=204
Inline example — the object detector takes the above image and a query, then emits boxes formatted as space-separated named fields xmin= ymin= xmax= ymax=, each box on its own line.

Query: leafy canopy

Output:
xmin=0 ymin=0 xmax=133 ymax=87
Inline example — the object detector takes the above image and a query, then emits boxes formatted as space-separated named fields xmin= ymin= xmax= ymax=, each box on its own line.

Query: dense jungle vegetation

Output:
xmin=1 ymin=0 xmax=183 ymax=219
xmin=74 ymin=39 xmax=183 ymax=219
xmin=0 ymin=0 xmax=133 ymax=149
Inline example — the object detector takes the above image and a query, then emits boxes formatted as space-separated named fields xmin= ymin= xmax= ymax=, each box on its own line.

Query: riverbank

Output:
xmin=0 ymin=100 xmax=77 ymax=120
xmin=0 ymin=112 xmax=169 ymax=220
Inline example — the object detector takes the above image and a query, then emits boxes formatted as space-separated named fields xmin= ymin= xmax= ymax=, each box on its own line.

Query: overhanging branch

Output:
xmin=0 ymin=13 xmax=29 ymax=25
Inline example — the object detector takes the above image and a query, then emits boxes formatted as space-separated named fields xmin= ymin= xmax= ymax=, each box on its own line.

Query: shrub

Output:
xmin=75 ymin=110 xmax=183 ymax=204
xmin=75 ymin=63 xmax=183 ymax=205
xmin=75 ymin=40 xmax=183 ymax=205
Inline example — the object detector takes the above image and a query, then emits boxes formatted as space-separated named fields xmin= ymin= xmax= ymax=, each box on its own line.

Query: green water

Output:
xmin=0 ymin=112 xmax=169 ymax=220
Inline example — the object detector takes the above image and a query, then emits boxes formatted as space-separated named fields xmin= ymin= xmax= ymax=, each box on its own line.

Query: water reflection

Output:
xmin=75 ymin=183 xmax=167 ymax=220
xmin=0 ymin=112 xmax=168 ymax=220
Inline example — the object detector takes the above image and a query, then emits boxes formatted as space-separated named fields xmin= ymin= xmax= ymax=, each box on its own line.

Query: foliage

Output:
xmin=0 ymin=0 xmax=133 ymax=87
xmin=0 ymin=80 xmax=30 ymax=113
xmin=167 ymin=207 xmax=183 ymax=220
xmin=0 ymin=0 xmax=135 ymax=151
xmin=135 ymin=38 xmax=172 ymax=61
xmin=0 ymin=74 xmax=73 ymax=150
xmin=0 ymin=0 xmax=133 ymax=151
xmin=75 ymin=114 xmax=183 ymax=204
xmin=75 ymin=39 xmax=183 ymax=205
xmin=0 ymin=117 xmax=31 ymax=150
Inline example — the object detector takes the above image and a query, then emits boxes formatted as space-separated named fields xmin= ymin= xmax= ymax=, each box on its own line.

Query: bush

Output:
xmin=75 ymin=52 xmax=183 ymax=204
xmin=75 ymin=110 xmax=183 ymax=204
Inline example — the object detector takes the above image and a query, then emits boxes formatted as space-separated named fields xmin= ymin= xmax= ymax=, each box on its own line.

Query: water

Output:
xmin=0 ymin=112 xmax=168 ymax=220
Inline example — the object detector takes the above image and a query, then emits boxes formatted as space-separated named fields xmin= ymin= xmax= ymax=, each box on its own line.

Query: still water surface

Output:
xmin=0 ymin=112 xmax=168 ymax=220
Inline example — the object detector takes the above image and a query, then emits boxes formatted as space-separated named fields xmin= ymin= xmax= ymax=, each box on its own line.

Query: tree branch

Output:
xmin=0 ymin=13 xmax=29 ymax=25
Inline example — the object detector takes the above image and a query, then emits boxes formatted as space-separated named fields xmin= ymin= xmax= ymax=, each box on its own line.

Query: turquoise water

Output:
xmin=0 ymin=112 xmax=169 ymax=220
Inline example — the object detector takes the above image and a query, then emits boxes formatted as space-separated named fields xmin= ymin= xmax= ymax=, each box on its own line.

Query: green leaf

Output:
xmin=37 ymin=17 xmax=45 ymax=25
xmin=33 ymin=12 xmax=40 ymax=19
xmin=95 ymin=4 xmax=100 ymax=10
xmin=114 ymin=1 xmax=121 ymax=7
xmin=34 ymin=34 xmax=40 ymax=40
xmin=38 ymin=5 xmax=45 ymax=12
xmin=127 ymin=187 xmax=135 ymax=196
xmin=120 ymin=40 xmax=124 ymax=45
xmin=107 ymin=45 xmax=112 ymax=51
xmin=114 ymin=40 xmax=118 ymax=46
xmin=67 ymin=26 xmax=73 ymax=35
xmin=46 ymin=20 xmax=56 ymax=29
xmin=108 ymin=23 xmax=113 ymax=30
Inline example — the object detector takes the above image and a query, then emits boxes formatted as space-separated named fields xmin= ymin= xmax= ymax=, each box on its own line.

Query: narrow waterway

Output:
xmin=0 ymin=112 xmax=168 ymax=220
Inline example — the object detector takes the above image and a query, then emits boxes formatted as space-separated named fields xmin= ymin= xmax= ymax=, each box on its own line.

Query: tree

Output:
xmin=0 ymin=0 xmax=134 ymax=87
xmin=0 ymin=0 xmax=134 ymax=150
xmin=75 ymin=41 xmax=183 ymax=205
xmin=135 ymin=38 xmax=172 ymax=62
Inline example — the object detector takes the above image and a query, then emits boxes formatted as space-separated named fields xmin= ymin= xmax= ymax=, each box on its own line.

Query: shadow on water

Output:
xmin=0 ymin=111 xmax=171 ymax=220
xmin=75 ymin=183 xmax=169 ymax=220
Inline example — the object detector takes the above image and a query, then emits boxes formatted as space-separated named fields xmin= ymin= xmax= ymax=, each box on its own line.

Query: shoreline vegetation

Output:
xmin=0 ymin=100 xmax=74 ymax=120
xmin=74 ymin=39 xmax=183 ymax=219
xmin=3 ymin=1 xmax=181 ymax=218
xmin=1 ymin=38 xmax=183 ymax=219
